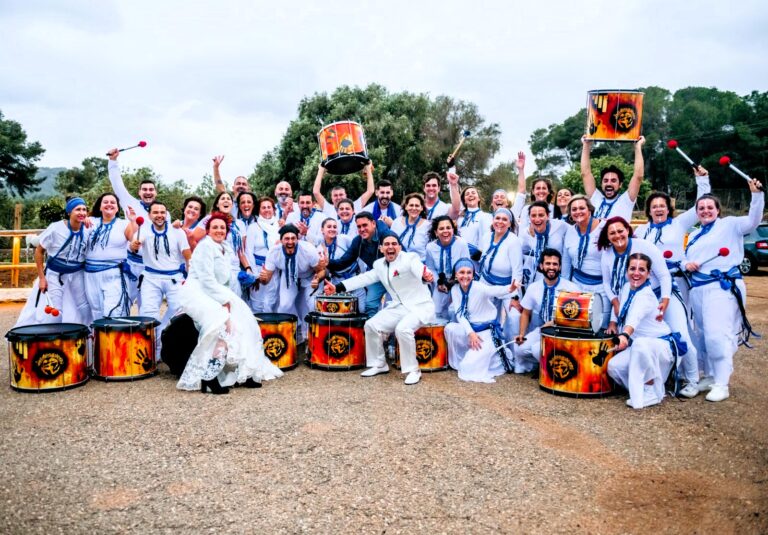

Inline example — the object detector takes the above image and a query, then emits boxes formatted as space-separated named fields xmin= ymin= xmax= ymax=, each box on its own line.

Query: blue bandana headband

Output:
xmin=453 ymin=257 xmax=475 ymax=274
xmin=493 ymin=207 xmax=513 ymax=220
xmin=66 ymin=197 xmax=86 ymax=215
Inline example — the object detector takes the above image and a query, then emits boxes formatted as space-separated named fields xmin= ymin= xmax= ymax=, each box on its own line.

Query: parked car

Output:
xmin=740 ymin=223 xmax=768 ymax=275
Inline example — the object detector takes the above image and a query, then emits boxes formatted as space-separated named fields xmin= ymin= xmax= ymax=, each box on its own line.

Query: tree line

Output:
xmin=1 ymin=84 xmax=765 ymax=229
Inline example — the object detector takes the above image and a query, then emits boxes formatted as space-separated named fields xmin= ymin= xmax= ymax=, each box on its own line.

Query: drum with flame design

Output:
xmin=318 ymin=121 xmax=369 ymax=175
xmin=92 ymin=317 xmax=159 ymax=380
xmin=585 ymin=90 xmax=644 ymax=142
xmin=394 ymin=321 xmax=448 ymax=372
xmin=306 ymin=312 xmax=366 ymax=370
xmin=315 ymin=293 xmax=358 ymax=317
xmin=255 ymin=313 xmax=298 ymax=370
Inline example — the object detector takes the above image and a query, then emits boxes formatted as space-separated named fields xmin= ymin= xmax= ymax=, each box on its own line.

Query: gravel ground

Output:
xmin=1 ymin=276 xmax=767 ymax=534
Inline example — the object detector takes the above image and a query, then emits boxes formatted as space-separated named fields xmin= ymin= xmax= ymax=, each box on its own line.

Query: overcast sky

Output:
xmin=2 ymin=0 xmax=767 ymax=189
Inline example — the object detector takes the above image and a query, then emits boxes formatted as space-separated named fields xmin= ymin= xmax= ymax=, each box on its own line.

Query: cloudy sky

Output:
xmin=2 ymin=0 xmax=767 ymax=188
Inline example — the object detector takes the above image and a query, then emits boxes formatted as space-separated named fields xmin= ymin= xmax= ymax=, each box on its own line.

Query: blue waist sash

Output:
xmin=659 ymin=331 xmax=688 ymax=357
xmin=46 ymin=257 xmax=84 ymax=275
xmin=571 ymin=268 xmax=602 ymax=286
xmin=481 ymin=271 xmax=512 ymax=286
xmin=470 ymin=320 xmax=511 ymax=372
xmin=127 ymin=251 xmax=144 ymax=264
xmin=144 ymin=266 xmax=185 ymax=276
xmin=252 ymin=254 xmax=266 ymax=266
xmin=85 ymin=259 xmax=138 ymax=281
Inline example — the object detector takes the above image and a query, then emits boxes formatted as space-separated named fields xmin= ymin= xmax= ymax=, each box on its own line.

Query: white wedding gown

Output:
xmin=176 ymin=237 xmax=283 ymax=391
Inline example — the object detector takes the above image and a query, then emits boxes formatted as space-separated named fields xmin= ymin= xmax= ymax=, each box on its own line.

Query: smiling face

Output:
xmin=100 ymin=194 xmax=119 ymax=220
xmin=455 ymin=266 xmax=475 ymax=289
xmin=331 ymin=187 xmax=346 ymax=206
xmin=491 ymin=191 xmax=508 ymax=209
xmin=216 ymin=193 xmax=233 ymax=214
xmin=376 ymin=185 xmax=393 ymax=207
xmin=532 ymin=180 xmax=550 ymax=202
xmin=322 ymin=219 xmax=338 ymax=241
xmin=601 ymin=172 xmax=621 ymax=200
xmin=238 ymin=194 xmax=254 ymax=218
xmin=138 ymin=182 xmax=157 ymax=204
xmin=258 ymin=199 xmax=275 ymax=219
xmin=423 ymin=177 xmax=440 ymax=201
xmin=298 ymin=195 xmax=313 ymax=217
xmin=528 ymin=206 xmax=549 ymax=230
xmin=184 ymin=201 xmax=202 ymax=223
xmin=275 ymin=182 xmax=292 ymax=203
xmin=607 ymin=221 xmax=630 ymax=251
xmin=379 ymin=236 xmax=401 ymax=262
xmin=356 ymin=218 xmax=374 ymax=240
xmin=436 ymin=219 xmax=454 ymax=244
xmin=649 ymin=197 xmax=670 ymax=224
xmin=149 ymin=204 xmax=167 ymax=229
xmin=696 ymin=198 xmax=720 ymax=225
xmin=336 ymin=201 xmax=354 ymax=223
xmin=233 ymin=176 xmax=250 ymax=195
xmin=463 ymin=187 xmax=479 ymax=208
xmin=69 ymin=205 xmax=88 ymax=225
xmin=556 ymin=189 xmax=572 ymax=209
xmin=492 ymin=212 xmax=512 ymax=234
xmin=627 ymin=258 xmax=650 ymax=288
xmin=281 ymin=232 xmax=298 ymax=254
xmin=208 ymin=219 xmax=228 ymax=243
xmin=569 ymin=199 xmax=591 ymax=225
xmin=539 ymin=255 xmax=561 ymax=281
xmin=405 ymin=197 xmax=424 ymax=219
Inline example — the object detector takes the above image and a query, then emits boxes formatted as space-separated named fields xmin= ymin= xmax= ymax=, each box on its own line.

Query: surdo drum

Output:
xmin=5 ymin=323 xmax=90 ymax=392
xmin=317 ymin=121 xmax=369 ymax=175
xmin=314 ymin=293 xmax=358 ymax=317
xmin=539 ymin=326 xmax=616 ymax=397
xmin=306 ymin=312 xmax=366 ymax=370
xmin=553 ymin=290 xmax=603 ymax=333
xmin=255 ymin=313 xmax=298 ymax=370
xmin=585 ymin=90 xmax=644 ymax=142
xmin=92 ymin=317 xmax=159 ymax=380
xmin=394 ymin=321 xmax=448 ymax=372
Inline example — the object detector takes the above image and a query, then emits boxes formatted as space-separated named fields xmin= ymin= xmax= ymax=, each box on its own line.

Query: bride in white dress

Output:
xmin=176 ymin=212 xmax=283 ymax=394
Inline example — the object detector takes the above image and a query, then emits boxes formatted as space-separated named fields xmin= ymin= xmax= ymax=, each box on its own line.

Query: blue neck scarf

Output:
xmin=89 ymin=217 xmax=116 ymax=251
xmin=461 ymin=209 xmax=479 ymax=228
xmin=595 ymin=196 xmax=616 ymax=218
xmin=339 ymin=219 xmax=352 ymax=235
xmin=229 ymin=221 xmax=242 ymax=253
xmin=540 ymin=277 xmax=561 ymax=324
xmin=300 ymin=209 xmax=317 ymax=227
xmin=439 ymin=237 xmax=455 ymax=276
xmin=685 ymin=220 xmax=716 ymax=253
xmin=479 ymin=229 xmax=510 ymax=277
xmin=399 ymin=217 xmax=420 ymax=250
xmin=283 ymin=246 xmax=297 ymax=288
xmin=372 ymin=201 xmax=396 ymax=221
xmin=617 ymin=280 xmax=650 ymax=328
xmin=151 ymin=222 xmax=170 ymax=260
xmin=426 ymin=200 xmax=442 ymax=219
xmin=610 ymin=239 xmax=632 ymax=295
xmin=575 ymin=216 xmax=594 ymax=269
xmin=326 ymin=237 xmax=337 ymax=260
xmin=458 ymin=281 xmax=473 ymax=319
xmin=645 ymin=219 xmax=672 ymax=244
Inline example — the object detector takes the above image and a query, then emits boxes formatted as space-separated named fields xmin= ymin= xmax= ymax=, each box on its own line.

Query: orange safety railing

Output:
xmin=0 ymin=229 xmax=45 ymax=287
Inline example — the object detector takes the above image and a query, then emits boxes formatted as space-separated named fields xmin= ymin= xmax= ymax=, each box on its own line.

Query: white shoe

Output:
xmin=626 ymin=385 xmax=661 ymax=409
xmin=360 ymin=365 xmax=389 ymax=377
xmin=679 ymin=383 xmax=699 ymax=399
xmin=705 ymin=384 xmax=729 ymax=402
xmin=697 ymin=376 xmax=715 ymax=392
xmin=404 ymin=370 xmax=422 ymax=385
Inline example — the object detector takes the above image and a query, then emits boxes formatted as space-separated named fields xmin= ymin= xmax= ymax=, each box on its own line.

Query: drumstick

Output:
xmin=695 ymin=247 xmax=730 ymax=269
xmin=136 ymin=216 xmax=145 ymax=241
xmin=666 ymin=139 xmax=697 ymax=167
xmin=105 ymin=141 xmax=147 ymax=156
xmin=719 ymin=156 xmax=763 ymax=190
xmin=446 ymin=130 xmax=471 ymax=168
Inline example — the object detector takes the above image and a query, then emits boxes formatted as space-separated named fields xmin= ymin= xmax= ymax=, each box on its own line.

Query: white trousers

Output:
xmin=248 ymin=277 xmax=279 ymax=314
xmin=444 ymin=322 xmax=508 ymax=381
xmin=364 ymin=303 xmax=433 ymax=373
xmin=276 ymin=277 xmax=314 ymax=341
xmin=140 ymin=274 xmax=184 ymax=357
xmin=607 ymin=337 xmax=674 ymax=409
xmin=511 ymin=328 xmax=542 ymax=374
xmin=14 ymin=271 xmax=91 ymax=328
xmin=664 ymin=293 xmax=698 ymax=383
xmin=85 ymin=269 xmax=128 ymax=319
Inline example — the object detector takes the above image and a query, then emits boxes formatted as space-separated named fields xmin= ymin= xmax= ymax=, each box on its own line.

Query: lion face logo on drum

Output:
xmin=561 ymin=299 xmax=582 ymax=320
xmin=324 ymin=333 xmax=352 ymax=359
xmin=32 ymin=349 xmax=67 ymax=379
xmin=263 ymin=335 xmax=288 ymax=361
xmin=546 ymin=352 xmax=578 ymax=383
xmin=415 ymin=335 xmax=437 ymax=364
xmin=613 ymin=104 xmax=637 ymax=132
xmin=325 ymin=302 xmax=339 ymax=314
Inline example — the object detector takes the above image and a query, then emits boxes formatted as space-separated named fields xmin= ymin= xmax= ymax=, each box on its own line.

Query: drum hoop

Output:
xmin=587 ymin=89 xmax=644 ymax=95
xmin=541 ymin=326 xmax=613 ymax=341
xmin=91 ymin=316 xmax=159 ymax=331
xmin=254 ymin=313 xmax=298 ymax=324
xmin=305 ymin=312 xmax=367 ymax=327
xmin=317 ymin=120 xmax=361 ymax=136
xmin=6 ymin=323 xmax=89 ymax=342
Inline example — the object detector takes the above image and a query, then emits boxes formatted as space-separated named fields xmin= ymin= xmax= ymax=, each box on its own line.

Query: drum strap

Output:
xmin=689 ymin=267 xmax=759 ymax=346
xmin=470 ymin=320 xmax=512 ymax=373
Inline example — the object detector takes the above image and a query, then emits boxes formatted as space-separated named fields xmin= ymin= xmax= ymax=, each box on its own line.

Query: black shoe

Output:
xmin=243 ymin=377 xmax=262 ymax=388
xmin=201 ymin=377 xmax=229 ymax=394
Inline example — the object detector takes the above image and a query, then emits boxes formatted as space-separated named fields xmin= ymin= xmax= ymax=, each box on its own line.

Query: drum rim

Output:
xmin=305 ymin=312 xmax=367 ymax=326
xmin=316 ymin=293 xmax=356 ymax=300
xmin=587 ymin=89 xmax=645 ymax=95
xmin=254 ymin=312 xmax=298 ymax=323
xmin=541 ymin=325 xmax=614 ymax=341
xmin=6 ymin=323 xmax=89 ymax=341
xmin=317 ymin=120 xmax=362 ymax=136
xmin=91 ymin=316 xmax=160 ymax=330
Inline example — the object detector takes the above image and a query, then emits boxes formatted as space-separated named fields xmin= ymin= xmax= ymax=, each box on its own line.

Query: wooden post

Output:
xmin=11 ymin=204 xmax=22 ymax=287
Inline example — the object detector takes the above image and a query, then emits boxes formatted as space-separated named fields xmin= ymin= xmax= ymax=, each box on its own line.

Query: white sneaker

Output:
xmin=697 ymin=376 xmax=715 ymax=392
xmin=404 ymin=370 xmax=422 ymax=385
xmin=626 ymin=385 xmax=661 ymax=409
xmin=679 ymin=383 xmax=699 ymax=399
xmin=705 ymin=384 xmax=729 ymax=402
xmin=360 ymin=365 xmax=389 ymax=377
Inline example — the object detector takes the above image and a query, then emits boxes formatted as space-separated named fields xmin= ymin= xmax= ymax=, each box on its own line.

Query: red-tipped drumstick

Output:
xmin=719 ymin=156 xmax=763 ymax=191
xmin=666 ymin=139 xmax=696 ymax=167
xmin=698 ymin=247 xmax=730 ymax=268
xmin=105 ymin=141 xmax=147 ymax=156
xmin=136 ymin=216 xmax=145 ymax=241
xmin=663 ymin=250 xmax=673 ymax=259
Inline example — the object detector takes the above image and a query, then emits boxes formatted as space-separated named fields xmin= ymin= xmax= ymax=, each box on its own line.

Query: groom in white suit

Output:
xmin=324 ymin=233 xmax=436 ymax=385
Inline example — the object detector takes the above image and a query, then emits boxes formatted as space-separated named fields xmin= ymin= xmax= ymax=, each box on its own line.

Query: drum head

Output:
xmin=6 ymin=323 xmax=88 ymax=341
xmin=92 ymin=316 xmax=159 ymax=330
xmin=255 ymin=313 xmax=298 ymax=324
xmin=161 ymin=314 xmax=198 ymax=376
xmin=590 ymin=297 xmax=603 ymax=333
xmin=324 ymin=156 xmax=368 ymax=176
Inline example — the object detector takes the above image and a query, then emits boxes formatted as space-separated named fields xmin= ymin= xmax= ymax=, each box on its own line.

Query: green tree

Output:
xmin=55 ymin=157 xmax=108 ymax=197
xmin=0 ymin=110 xmax=46 ymax=195
xmin=250 ymin=84 xmax=501 ymax=200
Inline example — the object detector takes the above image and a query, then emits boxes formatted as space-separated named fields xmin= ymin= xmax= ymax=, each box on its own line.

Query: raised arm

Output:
xmin=735 ymin=179 xmax=766 ymax=235
xmin=516 ymin=151 xmax=527 ymax=194
xmin=312 ymin=164 xmax=328 ymax=210
xmin=677 ymin=166 xmax=712 ymax=229
xmin=107 ymin=149 xmax=139 ymax=214
xmin=212 ymin=155 xmax=227 ymax=194
xmin=626 ymin=136 xmax=646 ymax=202
xmin=447 ymin=170 xmax=461 ymax=219
xmin=580 ymin=136 xmax=597 ymax=198
xmin=357 ymin=162 xmax=375 ymax=208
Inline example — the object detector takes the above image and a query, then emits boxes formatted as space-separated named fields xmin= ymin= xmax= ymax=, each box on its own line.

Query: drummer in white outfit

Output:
xmin=597 ymin=216 xmax=699 ymax=398
xmin=509 ymin=152 xmax=555 ymax=231
xmin=129 ymin=202 xmax=191 ymax=355
xmin=388 ymin=193 xmax=430 ymax=261
xmin=422 ymin=170 xmax=461 ymax=220
xmin=323 ymin=233 xmax=436 ymax=385
xmin=242 ymin=197 xmax=280 ymax=313
xmin=363 ymin=180 xmax=402 ymax=222
xmin=519 ymin=201 xmax=567 ymax=290
xmin=424 ymin=216 xmax=470 ymax=320
xmin=15 ymin=198 xmax=92 ymax=327
xmin=445 ymin=258 xmax=517 ymax=382
xmin=607 ymin=253 xmax=683 ymax=409
xmin=514 ymin=249 xmax=579 ymax=374
xmin=684 ymin=179 xmax=764 ymax=402
xmin=561 ymin=195 xmax=609 ymax=328
xmin=84 ymin=193 xmax=138 ymax=319
xmin=581 ymin=135 xmax=645 ymax=221
xmin=285 ymin=192 xmax=325 ymax=243
xmin=259 ymin=224 xmax=325 ymax=342
xmin=313 ymin=163 xmax=374 ymax=238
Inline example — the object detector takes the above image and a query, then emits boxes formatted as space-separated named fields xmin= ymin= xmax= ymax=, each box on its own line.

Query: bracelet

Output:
xmin=245 ymin=266 xmax=252 ymax=272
